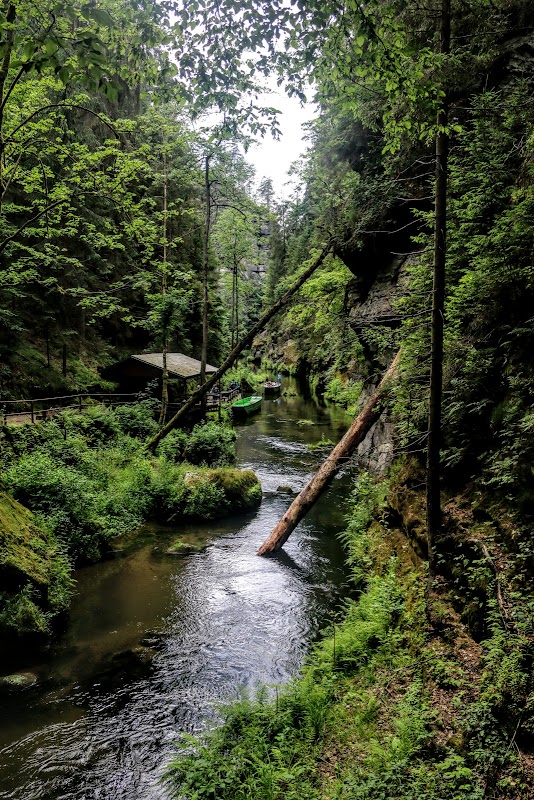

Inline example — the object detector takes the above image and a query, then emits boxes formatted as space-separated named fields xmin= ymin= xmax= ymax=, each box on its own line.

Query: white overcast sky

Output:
xmin=245 ymin=89 xmax=316 ymax=200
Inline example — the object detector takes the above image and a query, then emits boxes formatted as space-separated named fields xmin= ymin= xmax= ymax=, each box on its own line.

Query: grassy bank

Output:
xmin=166 ymin=470 xmax=533 ymax=800
xmin=0 ymin=404 xmax=260 ymax=639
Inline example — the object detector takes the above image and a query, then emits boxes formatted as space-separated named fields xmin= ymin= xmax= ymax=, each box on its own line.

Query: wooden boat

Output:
xmin=263 ymin=381 xmax=281 ymax=397
xmin=231 ymin=395 xmax=262 ymax=418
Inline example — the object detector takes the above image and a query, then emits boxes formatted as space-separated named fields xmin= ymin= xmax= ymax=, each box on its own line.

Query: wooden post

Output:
xmin=257 ymin=351 xmax=401 ymax=556
xmin=30 ymin=400 xmax=34 ymax=424
xmin=426 ymin=0 xmax=450 ymax=571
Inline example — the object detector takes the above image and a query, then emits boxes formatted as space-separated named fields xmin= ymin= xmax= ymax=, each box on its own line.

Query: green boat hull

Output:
xmin=231 ymin=396 xmax=262 ymax=418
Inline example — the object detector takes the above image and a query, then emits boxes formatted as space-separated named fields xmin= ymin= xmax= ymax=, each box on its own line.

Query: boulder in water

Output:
xmin=0 ymin=671 xmax=38 ymax=691
xmin=163 ymin=539 xmax=206 ymax=557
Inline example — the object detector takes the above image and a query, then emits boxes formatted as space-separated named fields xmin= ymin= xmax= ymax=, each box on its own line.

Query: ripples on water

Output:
xmin=0 ymin=387 xmax=353 ymax=799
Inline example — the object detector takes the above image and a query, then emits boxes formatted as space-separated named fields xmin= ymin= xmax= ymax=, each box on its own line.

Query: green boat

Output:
xmin=231 ymin=395 xmax=262 ymax=419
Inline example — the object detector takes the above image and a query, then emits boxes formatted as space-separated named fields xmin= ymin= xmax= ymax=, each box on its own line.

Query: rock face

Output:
xmin=345 ymin=254 xmax=411 ymax=363
xmin=342 ymin=255 xmax=412 ymax=474
xmin=252 ymin=331 xmax=300 ymax=371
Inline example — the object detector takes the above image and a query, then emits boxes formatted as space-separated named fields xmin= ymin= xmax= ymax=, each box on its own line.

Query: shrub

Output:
xmin=324 ymin=375 xmax=363 ymax=412
xmin=184 ymin=477 xmax=229 ymax=519
xmin=183 ymin=422 xmax=236 ymax=467
xmin=112 ymin=400 xmax=160 ymax=439
xmin=156 ymin=429 xmax=189 ymax=463
xmin=0 ymin=586 xmax=49 ymax=635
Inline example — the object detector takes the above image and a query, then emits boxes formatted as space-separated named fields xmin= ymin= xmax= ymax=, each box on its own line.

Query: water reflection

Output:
xmin=0 ymin=379 xmax=353 ymax=799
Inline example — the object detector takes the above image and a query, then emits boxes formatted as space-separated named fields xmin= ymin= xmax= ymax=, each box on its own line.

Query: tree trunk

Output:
xmin=0 ymin=3 xmax=16 ymax=197
xmin=257 ymin=350 xmax=401 ymax=556
xmin=159 ymin=149 xmax=169 ymax=426
xmin=147 ymin=241 xmax=333 ymax=452
xmin=234 ymin=255 xmax=239 ymax=345
xmin=426 ymin=0 xmax=450 ymax=571
xmin=200 ymin=154 xmax=211 ymax=388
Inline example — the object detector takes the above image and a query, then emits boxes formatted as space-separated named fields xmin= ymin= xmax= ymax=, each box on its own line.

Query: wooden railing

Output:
xmin=205 ymin=387 xmax=240 ymax=407
xmin=0 ymin=387 xmax=242 ymax=425
xmin=0 ymin=392 xmax=139 ymax=425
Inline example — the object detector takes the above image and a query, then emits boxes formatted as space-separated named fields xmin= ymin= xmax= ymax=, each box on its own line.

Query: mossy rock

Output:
xmin=180 ymin=468 xmax=262 ymax=519
xmin=0 ymin=492 xmax=72 ymax=637
xmin=277 ymin=485 xmax=297 ymax=495
xmin=0 ymin=492 xmax=49 ymax=587
xmin=163 ymin=539 xmax=206 ymax=557
xmin=0 ymin=671 xmax=39 ymax=691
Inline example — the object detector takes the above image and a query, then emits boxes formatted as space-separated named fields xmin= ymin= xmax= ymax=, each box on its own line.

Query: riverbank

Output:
xmin=0 ymin=379 xmax=356 ymax=799
xmin=166 ymin=468 xmax=534 ymax=800
xmin=0 ymin=402 xmax=261 ymax=643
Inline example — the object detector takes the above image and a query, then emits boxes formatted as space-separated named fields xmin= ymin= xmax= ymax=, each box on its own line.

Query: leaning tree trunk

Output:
xmin=257 ymin=351 xmax=401 ymax=556
xmin=146 ymin=241 xmax=333 ymax=453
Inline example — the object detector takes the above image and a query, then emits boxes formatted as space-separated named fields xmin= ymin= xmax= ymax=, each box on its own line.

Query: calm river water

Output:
xmin=0 ymin=381 xmax=353 ymax=799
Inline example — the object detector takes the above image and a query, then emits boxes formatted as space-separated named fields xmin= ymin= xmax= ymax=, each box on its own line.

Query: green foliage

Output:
xmin=155 ymin=428 xmax=190 ymax=463
xmin=0 ymin=491 xmax=73 ymax=635
xmin=0 ymin=405 xmax=258 ymax=636
xmin=0 ymin=586 xmax=49 ymax=635
xmin=167 ymin=469 xmax=532 ymax=800
xmin=166 ymin=672 xmax=333 ymax=800
xmin=184 ymin=423 xmax=237 ymax=467
xmin=157 ymin=423 xmax=237 ymax=467
xmin=324 ymin=375 xmax=363 ymax=413
xmin=112 ymin=401 xmax=160 ymax=440
xmin=338 ymin=472 xmax=390 ymax=587
xmin=0 ymin=407 xmax=240 ymax=559
xmin=183 ymin=478 xmax=228 ymax=520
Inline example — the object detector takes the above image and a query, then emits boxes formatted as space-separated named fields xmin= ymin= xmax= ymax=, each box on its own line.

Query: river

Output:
xmin=0 ymin=380 xmax=354 ymax=799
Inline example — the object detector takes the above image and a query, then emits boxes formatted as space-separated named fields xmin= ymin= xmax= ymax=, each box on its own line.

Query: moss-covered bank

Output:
xmin=166 ymin=468 xmax=533 ymax=800
xmin=0 ymin=492 xmax=72 ymax=637
xmin=0 ymin=405 xmax=261 ymax=641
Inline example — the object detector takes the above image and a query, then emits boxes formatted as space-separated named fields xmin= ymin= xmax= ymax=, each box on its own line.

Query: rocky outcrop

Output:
xmin=345 ymin=254 xmax=411 ymax=360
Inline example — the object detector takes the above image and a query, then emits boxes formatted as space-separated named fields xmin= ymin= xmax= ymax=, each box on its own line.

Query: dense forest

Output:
xmin=1 ymin=0 xmax=533 ymax=798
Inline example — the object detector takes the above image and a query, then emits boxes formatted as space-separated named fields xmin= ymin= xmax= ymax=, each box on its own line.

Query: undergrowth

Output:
xmin=166 ymin=467 xmax=533 ymax=800
xmin=0 ymin=405 xmax=252 ymax=636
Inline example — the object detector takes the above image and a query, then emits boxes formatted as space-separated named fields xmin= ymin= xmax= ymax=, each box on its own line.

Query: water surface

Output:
xmin=0 ymin=381 xmax=353 ymax=799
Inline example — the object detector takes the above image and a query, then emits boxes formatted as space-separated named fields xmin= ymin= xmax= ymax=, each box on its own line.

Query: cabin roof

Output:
xmin=130 ymin=353 xmax=218 ymax=379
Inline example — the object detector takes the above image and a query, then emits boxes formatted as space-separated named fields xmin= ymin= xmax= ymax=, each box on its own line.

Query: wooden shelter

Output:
xmin=103 ymin=353 xmax=218 ymax=395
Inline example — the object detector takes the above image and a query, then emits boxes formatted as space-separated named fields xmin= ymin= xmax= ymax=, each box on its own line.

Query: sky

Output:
xmin=245 ymin=89 xmax=316 ymax=201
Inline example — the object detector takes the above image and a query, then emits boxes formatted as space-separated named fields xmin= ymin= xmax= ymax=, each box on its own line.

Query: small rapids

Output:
xmin=0 ymin=382 xmax=354 ymax=799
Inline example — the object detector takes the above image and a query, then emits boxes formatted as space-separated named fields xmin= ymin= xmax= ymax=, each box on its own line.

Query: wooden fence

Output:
xmin=0 ymin=392 xmax=138 ymax=426
xmin=1 ymin=386 xmax=241 ymax=426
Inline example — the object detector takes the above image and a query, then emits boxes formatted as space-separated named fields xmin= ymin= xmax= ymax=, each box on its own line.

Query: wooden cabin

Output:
xmin=103 ymin=353 xmax=218 ymax=398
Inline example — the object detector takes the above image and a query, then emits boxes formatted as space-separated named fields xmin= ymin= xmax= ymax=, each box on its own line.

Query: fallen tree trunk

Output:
xmin=257 ymin=350 xmax=401 ymax=556
xmin=147 ymin=241 xmax=333 ymax=453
